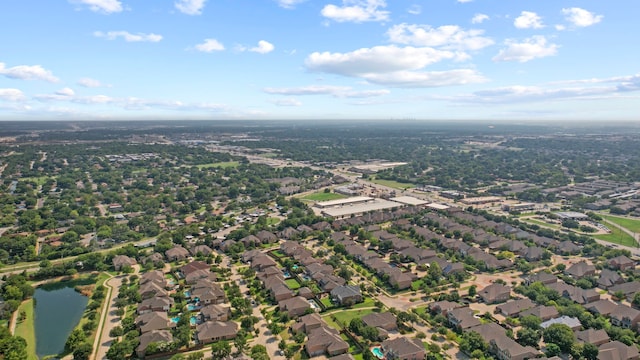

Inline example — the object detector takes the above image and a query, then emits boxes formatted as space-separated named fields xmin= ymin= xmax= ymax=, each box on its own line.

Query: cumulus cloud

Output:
xmin=562 ymin=7 xmax=603 ymax=27
xmin=321 ymin=0 xmax=389 ymax=23
xmin=305 ymin=45 xmax=486 ymax=87
xmin=493 ymin=36 xmax=558 ymax=62
xmin=471 ymin=13 xmax=489 ymax=24
xmin=387 ymin=24 xmax=494 ymax=51
xmin=250 ymin=40 xmax=275 ymax=54
xmin=77 ymin=78 xmax=104 ymax=88
xmin=457 ymin=0 xmax=473 ymax=3
xmin=306 ymin=45 xmax=457 ymax=76
xmin=175 ymin=0 xmax=207 ymax=15
xmin=93 ymin=31 xmax=162 ymax=42
xmin=0 ymin=62 xmax=59 ymax=82
xmin=264 ymin=85 xmax=390 ymax=98
xmin=363 ymin=69 xmax=486 ymax=87
xmin=70 ymin=0 xmax=122 ymax=14
xmin=276 ymin=0 xmax=306 ymax=9
xmin=0 ymin=89 xmax=26 ymax=102
xmin=35 ymin=88 xmax=77 ymax=101
xmin=194 ymin=39 xmax=225 ymax=52
xmin=270 ymin=98 xmax=302 ymax=106
xmin=514 ymin=11 xmax=544 ymax=29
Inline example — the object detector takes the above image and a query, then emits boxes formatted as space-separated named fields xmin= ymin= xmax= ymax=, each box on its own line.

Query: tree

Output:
xmin=468 ymin=285 xmax=476 ymax=298
xmin=211 ymin=340 xmax=231 ymax=358
xmin=545 ymin=343 xmax=561 ymax=357
xmin=520 ymin=315 xmax=541 ymax=330
xmin=72 ymin=343 xmax=93 ymax=360
xmin=428 ymin=262 xmax=442 ymax=281
xmin=543 ymin=324 xmax=575 ymax=353
xmin=516 ymin=328 xmax=541 ymax=348
xmin=582 ymin=343 xmax=599 ymax=360
xmin=65 ymin=329 xmax=86 ymax=353
xmin=459 ymin=331 xmax=487 ymax=355
xmin=186 ymin=351 xmax=204 ymax=360
xmin=109 ymin=326 xmax=124 ymax=338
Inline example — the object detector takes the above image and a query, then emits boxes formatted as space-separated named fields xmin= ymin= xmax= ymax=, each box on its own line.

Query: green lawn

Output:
xmin=351 ymin=298 xmax=375 ymax=309
xmin=323 ymin=308 xmax=375 ymax=329
xmin=285 ymin=279 xmax=301 ymax=290
xmin=196 ymin=161 xmax=239 ymax=169
xmin=320 ymin=297 xmax=334 ymax=308
xmin=601 ymin=214 xmax=640 ymax=233
xmin=593 ymin=225 xmax=637 ymax=247
xmin=369 ymin=178 xmax=415 ymax=190
xmin=15 ymin=299 xmax=38 ymax=360
xmin=522 ymin=218 xmax=560 ymax=229
xmin=266 ymin=217 xmax=280 ymax=226
xmin=20 ymin=176 xmax=53 ymax=186
xmin=302 ymin=192 xmax=348 ymax=201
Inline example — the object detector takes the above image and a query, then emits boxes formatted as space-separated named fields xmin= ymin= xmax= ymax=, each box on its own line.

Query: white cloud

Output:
xmin=493 ymin=36 xmax=558 ymax=62
xmin=0 ymin=89 xmax=26 ymax=102
xmin=471 ymin=13 xmax=489 ymax=24
xmin=276 ymin=0 xmax=306 ymax=9
xmin=70 ymin=0 xmax=122 ymax=14
xmin=457 ymin=0 xmax=473 ymax=3
xmin=387 ymin=24 xmax=494 ymax=51
xmin=250 ymin=40 xmax=275 ymax=54
xmin=93 ymin=31 xmax=163 ymax=42
xmin=77 ymin=78 xmax=104 ymax=88
xmin=306 ymin=45 xmax=456 ymax=76
xmin=56 ymin=88 xmax=75 ymax=97
xmin=264 ymin=85 xmax=390 ymax=98
xmin=0 ymin=62 xmax=59 ymax=82
xmin=270 ymin=98 xmax=302 ymax=106
xmin=175 ymin=0 xmax=207 ymax=15
xmin=407 ymin=5 xmax=421 ymax=15
xmin=35 ymin=88 xmax=77 ymax=101
xmin=194 ymin=39 xmax=225 ymax=52
xmin=362 ymin=69 xmax=486 ymax=87
xmin=321 ymin=0 xmax=389 ymax=23
xmin=514 ymin=11 xmax=544 ymax=29
xmin=555 ymin=24 xmax=566 ymax=31
xmin=562 ymin=7 xmax=603 ymax=27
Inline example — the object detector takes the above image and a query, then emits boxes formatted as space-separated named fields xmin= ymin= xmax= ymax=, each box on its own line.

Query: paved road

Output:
xmin=225 ymin=257 xmax=285 ymax=360
xmin=92 ymin=268 xmax=133 ymax=360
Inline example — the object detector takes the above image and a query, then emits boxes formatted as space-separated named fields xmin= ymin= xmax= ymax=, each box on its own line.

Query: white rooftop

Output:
xmin=314 ymin=196 xmax=373 ymax=208
xmin=390 ymin=196 xmax=429 ymax=206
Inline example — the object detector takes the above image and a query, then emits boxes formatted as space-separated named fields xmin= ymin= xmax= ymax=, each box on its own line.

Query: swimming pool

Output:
xmin=190 ymin=316 xmax=198 ymax=326
xmin=371 ymin=346 xmax=384 ymax=359
xmin=171 ymin=316 xmax=180 ymax=323
xmin=187 ymin=304 xmax=201 ymax=311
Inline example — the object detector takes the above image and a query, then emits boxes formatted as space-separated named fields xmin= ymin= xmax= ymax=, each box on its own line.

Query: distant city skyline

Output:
xmin=0 ymin=0 xmax=638 ymax=121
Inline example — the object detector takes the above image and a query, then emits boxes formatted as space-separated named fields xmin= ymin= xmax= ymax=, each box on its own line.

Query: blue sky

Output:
xmin=0 ymin=0 xmax=638 ymax=121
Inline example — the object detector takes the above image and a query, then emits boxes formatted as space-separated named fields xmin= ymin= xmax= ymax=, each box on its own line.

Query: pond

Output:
xmin=34 ymin=286 xmax=89 ymax=358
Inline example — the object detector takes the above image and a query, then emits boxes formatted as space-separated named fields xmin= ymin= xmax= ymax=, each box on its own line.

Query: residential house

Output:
xmin=136 ymin=330 xmax=173 ymax=359
xmin=448 ymin=307 xmax=481 ymax=330
xmin=200 ymin=304 xmax=231 ymax=322
xmin=137 ymin=297 xmax=174 ymax=314
xmin=190 ymin=245 xmax=213 ymax=256
xmin=519 ymin=305 xmax=559 ymax=322
xmin=140 ymin=270 xmax=166 ymax=286
xmin=330 ymin=285 xmax=362 ymax=306
xmin=429 ymin=301 xmax=462 ymax=316
xmin=298 ymin=287 xmax=314 ymax=300
xmin=541 ymin=316 xmax=581 ymax=331
xmin=575 ymin=328 xmax=610 ymax=346
xmin=470 ymin=323 xmax=539 ymax=360
xmin=585 ymin=299 xmax=619 ymax=317
xmin=362 ymin=312 xmax=397 ymax=338
xmin=292 ymin=313 xmax=324 ymax=334
xmin=256 ymin=230 xmax=278 ymax=243
xmin=608 ymin=281 xmax=640 ymax=301
xmin=565 ymin=261 xmax=596 ymax=279
xmin=139 ymin=281 xmax=169 ymax=300
xmin=279 ymin=296 xmax=311 ymax=318
xmin=191 ymin=282 xmax=226 ymax=305
xmin=610 ymin=304 xmax=640 ymax=329
xmin=598 ymin=341 xmax=640 ymax=360
xmin=608 ymin=255 xmax=636 ymax=271
xmin=135 ymin=312 xmax=172 ymax=333
xmin=305 ymin=326 xmax=349 ymax=358
xmin=195 ymin=321 xmax=238 ymax=343
xmin=495 ymin=298 xmax=535 ymax=317
xmin=523 ymin=247 xmax=546 ymax=262
xmin=598 ymin=269 xmax=625 ymax=289
xmin=185 ymin=269 xmax=216 ymax=285
xmin=523 ymin=272 xmax=557 ymax=286
xmin=479 ymin=283 xmax=511 ymax=304
xmin=380 ymin=336 xmax=425 ymax=360
xmin=165 ymin=246 xmax=190 ymax=262
xmin=112 ymin=255 xmax=137 ymax=271
xmin=179 ymin=260 xmax=211 ymax=277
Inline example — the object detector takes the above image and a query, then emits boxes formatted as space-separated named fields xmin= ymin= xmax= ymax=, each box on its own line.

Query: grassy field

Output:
xmin=15 ymin=299 xmax=38 ymax=360
xmin=20 ymin=176 xmax=53 ymax=186
xmin=369 ymin=178 xmax=415 ymax=190
xmin=601 ymin=214 xmax=640 ymax=233
xmin=302 ymin=192 xmax=348 ymax=201
xmin=593 ymin=225 xmax=637 ymax=247
xmin=323 ymin=308 xmax=375 ymax=329
xmin=196 ymin=161 xmax=239 ymax=169
xmin=285 ymin=278 xmax=301 ymax=290
xmin=521 ymin=217 xmax=561 ymax=229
